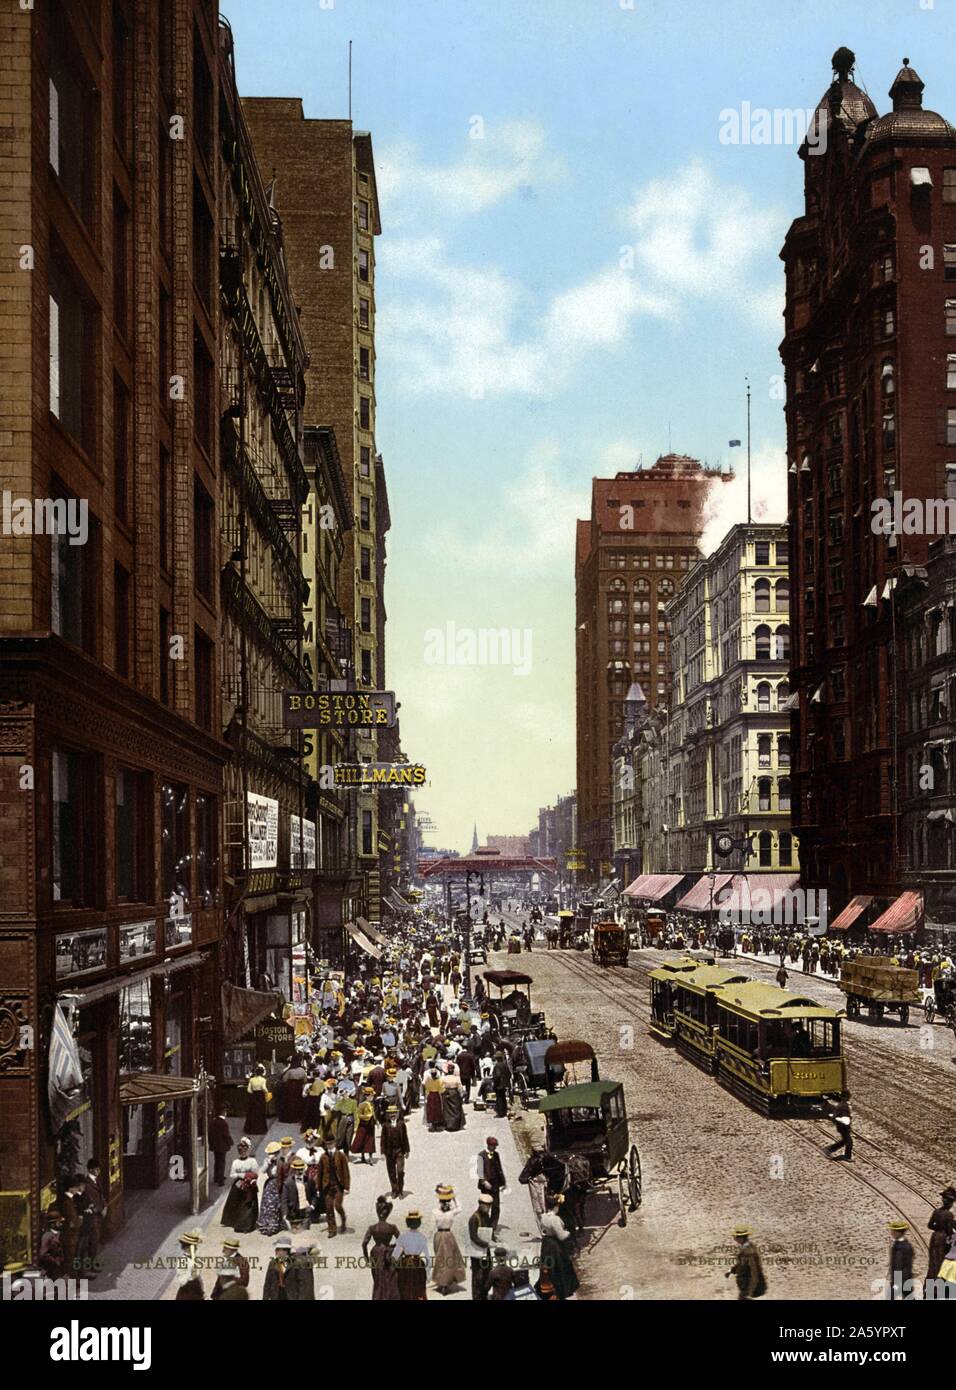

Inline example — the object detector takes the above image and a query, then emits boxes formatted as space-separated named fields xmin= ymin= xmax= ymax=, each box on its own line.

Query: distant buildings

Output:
xmin=575 ymin=454 xmax=732 ymax=879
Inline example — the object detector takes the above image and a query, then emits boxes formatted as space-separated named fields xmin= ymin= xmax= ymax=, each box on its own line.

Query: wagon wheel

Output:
xmin=627 ymin=1144 xmax=642 ymax=1210
xmin=899 ymin=1004 xmax=910 ymax=1026
xmin=846 ymin=996 xmax=860 ymax=1020
xmin=924 ymin=1002 xmax=936 ymax=1025
xmin=617 ymin=1168 xmax=628 ymax=1227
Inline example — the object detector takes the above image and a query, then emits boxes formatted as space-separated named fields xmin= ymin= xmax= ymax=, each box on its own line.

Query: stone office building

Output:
xmin=0 ymin=0 xmax=228 ymax=1263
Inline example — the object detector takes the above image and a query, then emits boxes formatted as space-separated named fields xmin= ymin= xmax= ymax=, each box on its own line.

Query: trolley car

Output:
xmin=556 ymin=910 xmax=576 ymax=949
xmin=648 ymin=957 xmax=704 ymax=1040
xmin=671 ymin=964 xmax=751 ymax=1067
xmin=712 ymin=981 xmax=845 ymax=1114
xmin=591 ymin=920 xmax=629 ymax=967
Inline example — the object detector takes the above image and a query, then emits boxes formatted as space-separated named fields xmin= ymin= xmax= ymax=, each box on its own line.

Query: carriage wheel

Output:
xmin=924 ymin=1002 xmax=936 ymax=1025
xmin=628 ymin=1145 xmax=642 ymax=1209
xmin=846 ymin=996 xmax=860 ymax=1020
xmin=617 ymin=1170 xmax=628 ymax=1227
xmin=899 ymin=1005 xmax=910 ymax=1026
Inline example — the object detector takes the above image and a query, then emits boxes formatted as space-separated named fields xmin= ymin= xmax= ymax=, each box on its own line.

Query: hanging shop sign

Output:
xmin=283 ymin=690 xmax=397 ymax=729
xmin=247 ymin=792 xmax=279 ymax=869
xmin=333 ymin=764 xmax=427 ymax=789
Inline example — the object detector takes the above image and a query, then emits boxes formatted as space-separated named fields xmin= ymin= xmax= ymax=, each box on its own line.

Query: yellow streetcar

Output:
xmin=648 ymin=957 xmax=702 ymax=1040
xmin=712 ymin=981 xmax=846 ymax=1114
xmin=671 ymin=965 xmax=751 ymax=1066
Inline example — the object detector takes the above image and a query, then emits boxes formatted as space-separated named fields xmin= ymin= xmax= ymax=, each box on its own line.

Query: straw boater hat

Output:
xmin=290 ymin=1157 xmax=306 ymax=1171
xmin=222 ymin=1238 xmax=240 ymax=1251
xmin=405 ymin=1210 xmax=422 ymax=1224
xmin=436 ymin=1184 xmax=454 ymax=1200
xmin=265 ymin=1141 xmax=282 ymax=1155
xmin=730 ymin=1225 xmax=752 ymax=1238
xmin=888 ymin=1220 xmax=909 ymax=1232
xmin=179 ymin=1229 xmax=203 ymax=1246
xmin=274 ymin=1235 xmax=293 ymax=1250
xmin=280 ymin=1136 xmax=294 ymax=1149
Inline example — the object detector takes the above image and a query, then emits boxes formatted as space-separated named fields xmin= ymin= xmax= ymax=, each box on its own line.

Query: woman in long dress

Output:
xmin=423 ymin=1067 xmax=444 ymax=1131
xmin=220 ymin=1138 xmax=260 ymax=1233
xmin=441 ymin=1066 xmax=465 ymax=1133
xmin=393 ymin=1212 xmax=429 ymax=1301
xmin=351 ymin=1091 xmax=377 ymax=1162
xmin=432 ymin=1187 xmax=466 ymax=1294
xmin=301 ymin=1072 xmax=325 ymax=1134
xmin=362 ymin=1197 xmax=401 ymax=1301
xmin=257 ymin=1149 xmax=285 ymax=1237
xmin=277 ymin=1058 xmax=307 ymax=1124
xmin=244 ymin=1064 xmax=269 ymax=1135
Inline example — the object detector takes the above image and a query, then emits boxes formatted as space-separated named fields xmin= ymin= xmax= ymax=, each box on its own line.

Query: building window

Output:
xmin=360 ymin=446 xmax=371 ymax=478
xmin=947 ymin=410 xmax=956 ymax=447
xmin=754 ymin=579 xmax=771 ymax=613
xmin=49 ymin=262 xmax=93 ymax=451
xmin=948 ymin=356 xmax=956 ymax=391
xmin=359 ymin=346 xmax=370 ymax=381
xmin=161 ymin=783 xmax=190 ymax=906
xmin=884 ymin=307 xmax=895 ymax=337
xmin=361 ymin=648 xmax=372 ymax=684
xmin=358 ymin=248 xmax=370 ymax=282
xmin=360 ymin=495 xmax=371 ymax=530
xmin=881 ymin=358 xmax=895 ymax=394
xmin=758 ymin=779 xmax=772 ymax=812
xmin=51 ymin=484 xmax=91 ymax=651
xmin=758 ymin=831 xmax=773 ymax=867
xmin=947 ymin=301 xmax=956 ymax=336
xmin=50 ymin=31 xmax=93 ymax=225
xmin=946 ymin=463 xmax=956 ymax=500
xmin=196 ymin=792 xmax=218 ymax=907
xmin=362 ymin=809 xmax=373 ymax=856
xmin=192 ymin=176 xmax=213 ymax=308
xmin=192 ymin=22 xmax=213 ymax=164
xmin=358 ymin=199 xmax=369 ymax=230
xmin=756 ymin=681 xmax=771 ymax=712
xmin=775 ymin=625 xmax=791 ymax=660
xmin=883 ymin=411 xmax=896 ymax=450
xmin=359 ymin=298 xmax=370 ymax=328
xmin=758 ymin=734 xmax=772 ymax=768
xmin=881 ymin=253 xmax=894 ymax=282
xmin=116 ymin=767 xmax=150 ymax=902
xmin=194 ymin=477 xmax=213 ymax=599
xmin=195 ymin=628 xmax=213 ymax=730
xmin=359 ymin=396 xmax=370 ymax=430
xmin=945 ymin=245 xmax=956 ymax=281
xmin=360 ymin=546 xmax=371 ymax=581
xmin=754 ymin=541 xmax=770 ymax=565
xmin=779 ymin=831 xmax=793 ymax=867
xmin=360 ymin=596 xmax=372 ymax=633
xmin=193 ymin=330 xmax=213 ymax=454
xmin=114 ymin=563 xmax=130 ymax=677
xmin=53 ymin=748 xmax=96 ymax=905
xmin=755 ymin=625 xmax=771 ymax=659
xmin=775 ymin=579 xmax=789 ymax=612
xmin=779 ymin=777 xmax=791 ymax=811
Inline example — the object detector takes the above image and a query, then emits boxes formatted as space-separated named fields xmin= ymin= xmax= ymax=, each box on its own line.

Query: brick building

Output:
xmin=575 ymin=454 xmax=731 ymax=879
xmin=241 ymin=100 xmax=393 ymax=928
xmin=0 ymin=0 xmax=229 ymax=1264
xmin=782 ymin=49 xmax=956 ymax=914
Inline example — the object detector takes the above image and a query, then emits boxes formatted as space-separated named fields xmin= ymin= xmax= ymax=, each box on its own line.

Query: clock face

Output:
xmin=716 ymin=833 xmax=734 ymax=856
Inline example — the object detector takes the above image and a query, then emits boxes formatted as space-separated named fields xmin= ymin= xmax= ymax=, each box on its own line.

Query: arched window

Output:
xmin=758 ymin=778 xmax=772 ymax=811
xmin=758 ymin=734 xmax=772 ymax=767
xmin=775 ymin=625 xmax=791 ymax=660
xmin=608 ymin=597 xmax=625 ymax=614
xmin=779 ymin=777 xmax=791 ymax=811
xmin=881 ymin=357 xmax=895 ymax=395
xmin=755 ymin=625 xmax=771 ymax=659
xmin=778 ymin=831 xmax=793 ymax=867
xmin=756 ymin=681 xmax=771 ymax=712
xmin=609 ymin=577 xmax=626 ymax=592
xmin=754 ymin=579 xmax=771 ymax=613
xmin=777 ymin=680 xmax=790 ymax=709
xmin=778 ymin=735 xmax=791 ymax=767
xmin=635 ymin=578 xmax=650 ymax=593
xmin=659 ymin=577 xmax=674 ymax=597
xmin=758 ymin=830 xmax=773 ymax=866
xmin=775 ymin=579 xmax=789 ymax=612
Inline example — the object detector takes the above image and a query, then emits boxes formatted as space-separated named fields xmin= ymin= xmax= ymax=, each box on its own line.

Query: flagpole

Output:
xmin=746 ymin=376 xmax=752 ymax=526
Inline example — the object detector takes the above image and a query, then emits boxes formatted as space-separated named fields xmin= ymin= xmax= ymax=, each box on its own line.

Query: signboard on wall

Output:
xmin=247 ymin=793 xmax=279 ymax=869
xmin=291 ymin=815 xmax=317 ymax=869
xmin=283 ymin=689 xmax=396 ymax=729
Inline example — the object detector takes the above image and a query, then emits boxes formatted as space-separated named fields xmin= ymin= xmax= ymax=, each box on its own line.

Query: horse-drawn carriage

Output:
xmin=591 ymin=920 xmax=629 ymax=967
xmin=551 ymin=910 xmax=575 ymax=949
xmin=923 ymin=972 xmax=956 ymax=1034
xmin=536 ymin=1061 xmax=642 ymax=1227
xmin=482 ymin=970 xmax=547 ymax=1040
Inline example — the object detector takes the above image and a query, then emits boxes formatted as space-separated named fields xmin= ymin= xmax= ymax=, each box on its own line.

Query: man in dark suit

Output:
xmin=209 ymin=1106 xmax=232 ymax=1185
xmin=467 ymin=1194 xmax=494 ymax=1301
xmin=825 ymin=1091 xmax=853 ymax=1161
xmin=457 ymin=1047 xmax=476 ymax=1103
xmin=479 ymin=1136 xmax=506 ymax=1233
xmin=316 ymin=1139 xmax=350 ymax=1237
xmin=379 ymin=1105 xmax=410 ymax=1199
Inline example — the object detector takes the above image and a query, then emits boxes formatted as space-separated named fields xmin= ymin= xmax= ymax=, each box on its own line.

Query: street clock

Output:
xmin=714 ymin=831 xmax=736 ymax=858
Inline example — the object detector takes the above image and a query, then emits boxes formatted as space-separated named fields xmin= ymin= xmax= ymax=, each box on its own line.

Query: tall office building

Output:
xmin=242 ymin=100 xmax=391 ymax=925
xmin=575 ymin=455 xmax=730 ymax=879
xmin=782 ymin=49 xmax=956 ymax=913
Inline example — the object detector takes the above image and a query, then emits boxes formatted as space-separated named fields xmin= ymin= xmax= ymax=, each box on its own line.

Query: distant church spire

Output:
xmin=471 ymin=823 xmax=479 ymax=854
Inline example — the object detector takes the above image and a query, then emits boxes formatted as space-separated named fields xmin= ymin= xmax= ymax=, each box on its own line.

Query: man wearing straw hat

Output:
xmin=174 ymin=1229 xmax=205 ymax=1300
xmin=211 ymin=1238 xmax=249 ymax=1299
xmin=724 ymin=1225 xmax=766 ymax=1300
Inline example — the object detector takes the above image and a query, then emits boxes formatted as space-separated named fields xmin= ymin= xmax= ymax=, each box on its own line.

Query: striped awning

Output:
xmin=675 ymin=873 xmax=733 ymax=912
xmin=345 ymin=921 xmax=382 ymax=958
xmin=868 ymin=891 xmax=923 ymax=935
xmin=713 ymin=874 xmax=801 ymax=915
xmin=623 ymin=873 xmax=685 ymax=901
xmin=828 ymin=894 xmax=873 ymax=932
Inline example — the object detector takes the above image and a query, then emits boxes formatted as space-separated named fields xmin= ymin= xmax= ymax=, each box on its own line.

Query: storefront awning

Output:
xmin=624 ymin=873 xmax=685 ymax=901
xmin=222 ymin=981 xmax=283 ymax=1044
xmin=713 ymin=874 xmax=801 ymax=915
xmin=675 ymin=874 xmax=733 ymax=912
xmin=358 ymin=918 xmax=387 ymax=945
xmin=60 ymin=951 xmax=205 ymax=1007
xmin=828 ymin=894 xmax=873 ymax=932
xmin=869 ymin=890 xmax=923 ymax=935
xmin=345 ymin=921 xmax=382 ymax=958
xmin=119 ymin=1072 xmax=200 ymax=1106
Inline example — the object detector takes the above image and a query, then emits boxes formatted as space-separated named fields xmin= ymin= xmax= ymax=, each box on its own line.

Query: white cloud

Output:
xmin=699 ymin=441 xmax=788 ymax=556
xmin=376 ymin=119 xmax=566 ymax=220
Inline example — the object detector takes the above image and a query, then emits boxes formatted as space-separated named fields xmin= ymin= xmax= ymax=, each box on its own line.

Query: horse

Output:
xmin=518 ymin=1150 xmax=590 ymax=1236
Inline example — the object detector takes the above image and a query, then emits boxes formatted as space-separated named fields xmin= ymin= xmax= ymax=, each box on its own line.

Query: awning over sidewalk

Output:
xmin=713 ymin=874 xmax=801 ymax=915
xmin=869 ymin=890 xmax=923 ymax=935
xmin=623 ymin=873 xmax=685 ymax=901
xmin=345 ymin=921 xmax=382 ymax=958
xmin=675 ymin=874 xmax=733 ymax=912
xmin=828 ymin=894 xmax=874 ymax=932
xmin=222 ymin=981 xmax=283 ymax=1044
xmin=119 ymin=1072 xmax=199 ymax=1106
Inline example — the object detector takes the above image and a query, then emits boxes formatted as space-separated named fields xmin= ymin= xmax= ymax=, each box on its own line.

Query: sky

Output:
xmin=223 ymin=0 xmax=956 ymax=852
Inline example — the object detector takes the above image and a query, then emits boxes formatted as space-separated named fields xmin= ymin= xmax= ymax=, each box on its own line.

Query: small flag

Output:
xmin=728 ymin=439 xmax=741 ymax=447
xmin=48 ymin=998 xmax=86 ymax=1134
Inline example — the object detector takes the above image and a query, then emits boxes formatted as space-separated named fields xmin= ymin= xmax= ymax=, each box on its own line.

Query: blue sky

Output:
xmin=224 ymin=0 xmax=956 ymax=851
